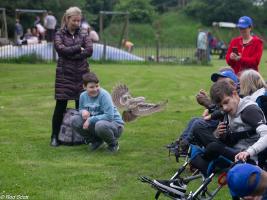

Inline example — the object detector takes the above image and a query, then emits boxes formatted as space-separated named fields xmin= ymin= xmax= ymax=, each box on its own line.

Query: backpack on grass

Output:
xmin=58 ymin=108 xmax=85 ymax=145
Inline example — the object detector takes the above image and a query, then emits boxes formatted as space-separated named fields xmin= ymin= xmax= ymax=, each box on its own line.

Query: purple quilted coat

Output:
xmin=54 ymin=27 xmax=93 ymax=100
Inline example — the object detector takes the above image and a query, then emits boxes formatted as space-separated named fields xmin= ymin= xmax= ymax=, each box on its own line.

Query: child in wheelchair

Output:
xmin=141 ymin=77 xmax=267 ymax=200
xmin=166 ymin=68 xmax=239 ymax=162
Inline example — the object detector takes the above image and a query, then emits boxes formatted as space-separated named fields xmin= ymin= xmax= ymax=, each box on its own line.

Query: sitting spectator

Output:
xmin=21 ymin=28 xmax=39 ymax=45
xmin=175 ymin=67 xmax=239 ymax=151
xmin=154 ymin=79 xmax=267 ymax=192
xmin=192 ymin=79 xmax=267 ymax=173
xmin=23 ymin=28 xmax=33 ymax=40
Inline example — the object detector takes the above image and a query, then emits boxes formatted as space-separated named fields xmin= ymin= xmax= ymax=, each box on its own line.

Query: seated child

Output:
xmin=72 ymin=72 xmax=124 ymax=152
xmin=190 ymin=79 xmax=267 ymax=174
xmin=154 ymin=79 xmax=267 ymax=191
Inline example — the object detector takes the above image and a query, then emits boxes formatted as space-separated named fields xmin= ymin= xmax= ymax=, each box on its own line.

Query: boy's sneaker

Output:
xmin=107 ymin=142 xmax=119 ymax=153
xmin=89 ymin=141 xmax=103 ymax=151
xmin=180 ymin=139 xmax=189 ymax=156
xmin=153 ymin=179 xmax=186 ymax=197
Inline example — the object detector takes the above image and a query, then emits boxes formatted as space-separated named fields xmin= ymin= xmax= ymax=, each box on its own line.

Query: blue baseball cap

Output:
xmin=227 ymin=163 xmax=261 ymax=197
xmin=237 ymin=16 xmax=253 ymax=28
xmin=211 ymin=70 xmax=239 ymax=84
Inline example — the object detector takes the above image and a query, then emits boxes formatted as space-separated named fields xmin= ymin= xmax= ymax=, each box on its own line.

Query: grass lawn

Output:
xmin=0 ymin=53 xmax=267 ymax=200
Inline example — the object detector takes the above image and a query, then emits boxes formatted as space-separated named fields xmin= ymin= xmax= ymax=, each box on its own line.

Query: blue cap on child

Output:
xmin=211 ymin=70 xmax=239 ymax=84
xmin=227 ymin=163 xmax=261 ymax=197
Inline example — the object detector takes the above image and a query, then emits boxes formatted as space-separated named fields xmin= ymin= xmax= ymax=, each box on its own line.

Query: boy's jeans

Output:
xmin=72 ymin=115 xmax=124 ymax=146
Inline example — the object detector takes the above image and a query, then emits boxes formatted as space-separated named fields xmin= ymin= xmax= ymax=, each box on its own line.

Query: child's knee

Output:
xmin=95 ymin=121 xmax=109 ymax=133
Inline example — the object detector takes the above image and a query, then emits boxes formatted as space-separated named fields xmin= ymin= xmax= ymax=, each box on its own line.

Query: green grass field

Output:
xmin=1 ymin=54 xmax=267 ymax=200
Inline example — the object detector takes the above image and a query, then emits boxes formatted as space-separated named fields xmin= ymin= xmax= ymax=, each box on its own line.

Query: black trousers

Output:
xmin=192 ymin=120 xmax=219 ymax=147
xmin=51 ymin=100 xmax=79 ymax=139
xmin=46 ymin=29 xmax=55 ymax=42
xmin=203 ymin=142 xmax=238 ymax=161
xmin=190 ymin=142 xmax=238 ymax=176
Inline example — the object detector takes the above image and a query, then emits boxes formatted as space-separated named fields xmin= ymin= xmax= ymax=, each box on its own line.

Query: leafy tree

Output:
xmin=151 ymin=0 xmax=178 ymax=13
xmin=184 ymin=0 xmax=253 ymax=26
xmin=115 ymin=0 xmax=155 ymax=23
xmin=84 ymin=0 xmax=118 ymax=29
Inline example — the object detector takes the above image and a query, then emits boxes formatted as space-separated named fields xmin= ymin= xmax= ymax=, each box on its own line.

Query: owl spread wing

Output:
xmin=112 ymin=84 xmax=145 ymax=109
xmin=112 ymin=84 xmax=167 ymax=122
xmin=112 ymin=84 xmax=131 ymax=109
xmin=131 ymin=100 xmax=168 ymax=116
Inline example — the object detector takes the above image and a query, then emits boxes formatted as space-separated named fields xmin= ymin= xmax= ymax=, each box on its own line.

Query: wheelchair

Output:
xmin=140 ymin=145 xmax=235 ymax=200
xmin=140 ymin=93 xmax=267 ymax=200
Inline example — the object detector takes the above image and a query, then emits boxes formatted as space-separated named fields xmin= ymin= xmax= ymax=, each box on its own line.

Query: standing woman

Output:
xmin=225 ymin=16 xmax=263 ymax=75
xmin=50 ymin=7 xmax=93 ymax=147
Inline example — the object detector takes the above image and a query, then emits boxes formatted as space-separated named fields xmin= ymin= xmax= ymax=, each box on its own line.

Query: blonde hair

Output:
xmin=61 ymin=7 xmax=82 ymax=29
xmin=240 ymin=69 xmax=267 ymax=96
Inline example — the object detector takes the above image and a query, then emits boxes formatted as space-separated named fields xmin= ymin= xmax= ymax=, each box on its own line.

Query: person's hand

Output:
xmin=202 ymin=109 xmax=211 ymax=120
xmin=230 ymin=52 xmax=241 ymax=61
xmin=196 ymin=89 xmax=212 ymax=108
xmin=83 ymin=119 xmax=89 ymax=129
xmin=213 ymin=122 xmax=227 ymax=138
xmin=235 ymin=151 xmax=250 ymax=162
xmin=82 ymin=110 xmax=90 ymax=120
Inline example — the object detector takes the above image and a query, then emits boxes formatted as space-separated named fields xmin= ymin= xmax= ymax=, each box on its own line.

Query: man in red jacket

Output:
xmin=226 ymin=16 xmax=263 ymax=75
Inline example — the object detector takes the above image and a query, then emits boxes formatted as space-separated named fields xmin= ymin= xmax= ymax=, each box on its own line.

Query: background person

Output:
xmin=88 ymin=25 xmax=99 ymax=43
xmin=122 ymin=39 xmax=134 ymax=52
xmin=80 ymin=21 xmax=99 ymax=43
xmin=80 ymin=17 xmax=89 ymax=35
xmin=44 ymin=11 xmax=57 ymax=42
xmin=23 ymin=28 xmax=33 ymax=40
xmin=225 ymin=16 xmax=263 ymax=75
xmin=14 ymin=19 xmax=23 ymax=45
xmin=196 ymin=29 xmax=208 ymax=62
xmin=50 ymin=6 xmax=93 ymax=147
xmin=34 ymin=16 xmax=41 ymax=27
xmin=21 ymin=28 xmax=39 ymax=45
xmin=35 ymin=23 xmax=46 ymax=41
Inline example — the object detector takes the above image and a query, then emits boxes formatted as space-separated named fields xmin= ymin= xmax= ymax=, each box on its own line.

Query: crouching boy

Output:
xmin=72 ymin=72 xmax=124 ymax=152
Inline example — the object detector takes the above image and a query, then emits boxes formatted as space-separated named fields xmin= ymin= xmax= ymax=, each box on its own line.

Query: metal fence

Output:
xmin=0 ymin=42 xmax=56 ymax=62
xmin=0 ymin=42 xmax=208 ymax=64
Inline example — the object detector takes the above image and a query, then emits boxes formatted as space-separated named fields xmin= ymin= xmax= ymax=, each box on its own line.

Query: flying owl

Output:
xmin=112 ymin=84 xmax=167 ymax=122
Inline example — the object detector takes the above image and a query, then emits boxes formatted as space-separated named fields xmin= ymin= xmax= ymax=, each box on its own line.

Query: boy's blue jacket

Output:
xmin=79 ymin=88 xmax=124 ymax=125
